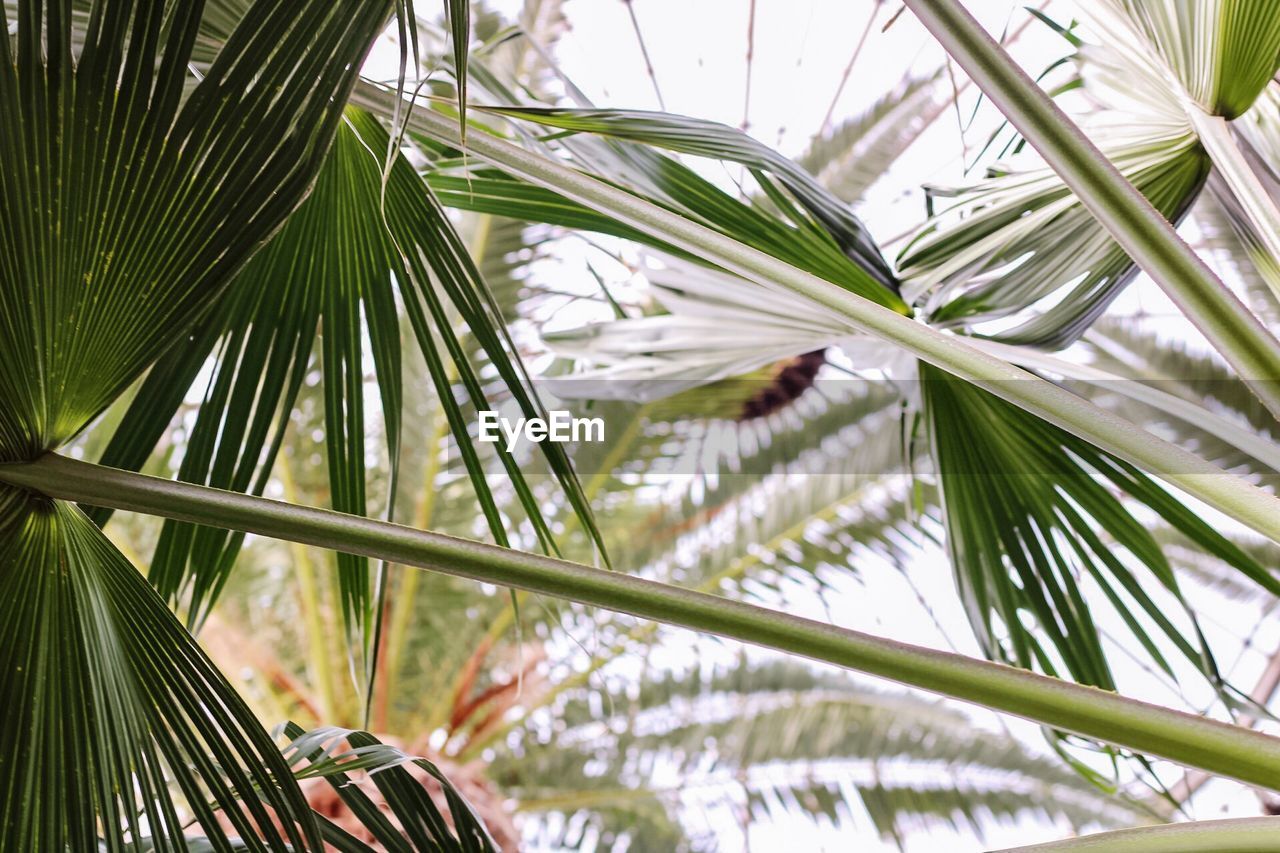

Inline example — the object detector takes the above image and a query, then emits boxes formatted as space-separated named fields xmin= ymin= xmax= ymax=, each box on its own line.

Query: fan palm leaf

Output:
xmin=0 ymin=0 xmax=500 ymax=845
xmin=921 ymin=360 xmax=1275 ymax=698
xmin=901 ymin=1 xmax=1280 ymax=349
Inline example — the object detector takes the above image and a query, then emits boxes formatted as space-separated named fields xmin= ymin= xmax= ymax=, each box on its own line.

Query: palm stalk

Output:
xmin=900 ymin=0 xmax=1280 ymax=414
xmin=353 ymin=85 xmax=1280 ymax=544
xmin=7 ymin=451 xmax=1280 ymax=794
xmin=994 ymin=817 xmax=1280 ymax=852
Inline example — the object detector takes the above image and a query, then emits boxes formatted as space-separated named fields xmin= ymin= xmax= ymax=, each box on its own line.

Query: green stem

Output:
xmin=352 ymin=83 xmax=1280 ymax=546
xmin=377 ymin=405 xmax=447 ymax=730
xmin=993 ymin=817 xmax=1280 ymax=852
xmin=901 ymin=0 xmax=1280 ymax=414
xmin=9 ymin=452 xmax=1280 ymax=792
xmin=464 ymin=411 xmax=646 ymax=657
xmin=459 ymin=475 xmax=891 ymax=760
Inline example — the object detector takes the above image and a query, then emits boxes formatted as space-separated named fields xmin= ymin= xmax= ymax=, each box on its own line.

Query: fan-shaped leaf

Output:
xmin=1101 ymin=0 xmax=1280 ymax=119
xmin=921 ymin=361 xmax=1276 ymax=700
xmin=0 ymin=0 xmax=389 ymax=462
xmin=0 ymin=487 xmax=323 ymax=849
xmin=89 ymin=107 xmax=606 ymax=673
xmin=898 ymin=134 xmax=1208 ymax=348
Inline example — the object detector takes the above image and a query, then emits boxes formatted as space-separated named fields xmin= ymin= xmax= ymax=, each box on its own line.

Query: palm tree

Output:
xmin=2 ymin=0 xmax=1280 ymax=850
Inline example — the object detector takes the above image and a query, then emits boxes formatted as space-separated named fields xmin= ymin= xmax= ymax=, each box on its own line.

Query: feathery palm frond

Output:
xmin=1083 ymin=319 xmax=1280 ymax=485
xmin=798 ymin=73 xmax=945 ymax=205
xmin=501 ymin=661 xmax=1154 ymax=848
xmin=1197 ymin=177 xmax=1280 ymax=328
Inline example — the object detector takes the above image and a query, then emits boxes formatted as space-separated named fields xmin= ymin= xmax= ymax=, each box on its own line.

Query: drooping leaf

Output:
xmin=921 ymin=361 xmax=1277 ymax=700
xmin=426 ymin=168 xmax=685 ymax=253
xmin=419 ymin=136 xmax=900 ymax=312
xmin=477 ymin=104 xmax=906 ymax=309
xmin=283 ymin=724 xmax=498 ymax=852
xmin=91 ymin=108 xmax=607 ymax=681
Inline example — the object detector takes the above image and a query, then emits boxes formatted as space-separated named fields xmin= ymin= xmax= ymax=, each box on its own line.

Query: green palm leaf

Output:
xmin=921 ymin=361 xmax=1276 ymax=701
xmin=87 ymin=107 xmax=604 ymax=669
xmin=0 ymin=488 xmax=324 ymax=848
xmin=1102 ymin=0 xmax=1280 ymax=119
xmin=898 ymin=136 xmax=1209 ymax=348
xmin=0 ymin=0 xmax=388 ymax=462
xmin=424 ymin=136 xmax=894 ymax=311
xmin=285 ymin=725 xmax=497 ymax=851
xmin=476 ymin=104 xmax=906 ymax=310
xmin=0 ymin=0 xmax=400 ymax=843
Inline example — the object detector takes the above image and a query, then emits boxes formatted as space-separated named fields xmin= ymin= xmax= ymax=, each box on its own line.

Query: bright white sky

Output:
xmin=374 ymin=2 xmax=1278 ymax=850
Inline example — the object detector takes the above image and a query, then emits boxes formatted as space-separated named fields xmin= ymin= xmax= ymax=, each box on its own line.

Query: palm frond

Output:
xmin=1199 ymin=81 xmax=1280 ymax=309
xmin=0 ymin=489 xmax=324 ymax=848
xmin=543 ymin=257 xmax=869 ymax=401
xmin=285 ymin=724 xmax=498 ymax=851
xmin=426 ymin=167 xmax=682 ymax=253
xmin=88 ymin=107 xmax=605 ymax=664
xmin=897 ymin=133 xmax=1208 ymax=348
xmin=922 ymin=361 xmax=1275 ymax=703
xmin=1197 ymin=177 xmax=1280 ymax=328
xmin=0 ymin=0 xmax=388 ymax=462
xmin=476 ymin=105 xmax=906 ymax=308
xmin=0 ymin=1 xmax=466 ymax=842
xmin=1100 ymin=0 xmax=1280 ymax=119
xmin=1082 ymin=319 xmax=1280 ymax=485
xmin=503 ymin=660 xmax=1152 ymax=846
xmin=798 ymin=73 xmax=944 ymax=204
xmin=424 ymin=135 xmax=898 ymax=311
